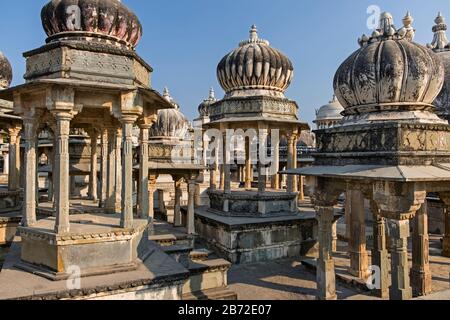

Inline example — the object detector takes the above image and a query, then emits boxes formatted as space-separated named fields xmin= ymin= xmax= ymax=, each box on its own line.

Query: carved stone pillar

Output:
xmin=271 ymin=136 xmax=280 ymax=190
xmin=348 ymin=189 xmax=369 ymax=279
xmin=120 ymin=119 xmax=135 ymax=229
xmin=174 ymin=179 xmax=183 ymax=227
xmin=99 ymin=128 xmax=108 ymax=208
xmin=106 ymin=127 xmax=116 ymax=213
xmin=115 ymin=127 xmax=123 ymax=213
xmin=22 ymin=118 xmax=38 ymax=227
xmin=389 ymin=219 xmax=412 ymax=300
xmin=138 ymin=125 xmax=150 ymax=219
xmin=88 ymin=129 xmax=99 ymax=202
xmin=8 ymin=126 xmax=21 ymax=192
xmin=148 ymin=175 xmax=157 ymax=235
xmin=223 ymin=132 xmax=231 ymax=194
xmin=298 ymin=175 xmax=305 ymax=201
xmin=316 ymin=205 xmax=337 ymax=300
xmin=53 ymin=112 xmax=72 ymax=234
xmin=411 ymin=203 xmax=432 ymax=297
xmin=286 ymin=135 xmax=295 ymax=193
xmin=245 ymin=139 xmax=252 ymax=190
xmin=370 ymin=200 xmax=389 ymax=298
xmin=187 ymin=179 xmax=196 ymax=235
xmin=210 ymin=162 xmax=217 ymax=191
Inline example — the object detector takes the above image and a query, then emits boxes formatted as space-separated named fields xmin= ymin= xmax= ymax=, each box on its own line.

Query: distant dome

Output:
xmin=198 ymin=88 xmax=217 ymax=117
xmin=217 ymin=25 xmax=293 ymax=98
xmin=315 ymin=95 xmax=344 ymax=122
xmin=150 ymin=88 xmax=190 ymax=139
xmin=334 ymin=12 xmax=444 ymax=116
xmin=428 ymin=13 xmax=450 ymax=119
xmin=41 ymin=0 xmax=142 ymax=49
xmin=0 ymin=51 xmax=12 ymax=89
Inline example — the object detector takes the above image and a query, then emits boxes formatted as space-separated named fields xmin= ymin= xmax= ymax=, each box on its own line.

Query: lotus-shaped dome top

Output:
xmin=334 ymin=12 xmax=444 ymax=116
xmin=0 ymin=51 xmax=12 ymax=89
xmin=217 ymin=25 xmax=293 ymax=98
xmin=41 ymin=0 xmax=142 ymax=49
xmin=198 ymin=88 xmax=217 ymax=117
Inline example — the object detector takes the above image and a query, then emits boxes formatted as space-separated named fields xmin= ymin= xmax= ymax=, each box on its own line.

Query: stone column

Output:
xmin=187 ymin=179 xmax=196 ymax=235
xmin=22 ymin=118 xmax=38 ymax=227
xmin=148 ymin=175 xmax=157 ymax=234
xmin=389 ymin=219 xmax=413 ymax=300
xmin=3 ymin=153 xmax=8 ymax=175
xmin=106 ymin=127 xmax=116 ymax=213
xmin=219 ymin=165 xmax=225 ymax=190
xmin=292 ymin=136 xmax=298 ymax=194
xmin=345 ymin=190 xmax=352 ymax=241
xmin=411 ymin=203 xmax=432 ymax=297
xmin=115 ymin=127 xmax=123 ymax=213
xmin=120 ymin=119 xmax=135 ymax=229
xmin=370 ymin=200 xmax=389 ymax=298
xmin=286 ymin=135 xmax=295 ymax=193
xmin=443 ymin=205 xmax=450 ymax=258
xmin=174 ymin=179 xmax=183 ymax=227
xmin=298 ymin=175 xmax=305 ymax=201
xmin=99 ymin=128 xmax=108 ymax=208
xmin=210 ymin=162 xmax=217 ymax=191
xmin=138 ymin=125 xmax=150 ymax=219
xmin=53 ymin=113 xmax=72 ymax=234
xmin=271 ymin=137 xmax=280 ymax=190
xmin=223 ymin=132 xmax=231 ymax=194
xmin=88 ymin=129 xmax=99 ymax=202
xmin=348 ymin=189 xmax=369 ymax=279
xmin=332 ymin=219 xmax=338 ymax=252
xmin=245 ymin=139 xmax=252 ymax=190
xmin=8 ymin=126 xmax=21 ymax=192
xmin=316 ymin=206 xmax=337 ymax=300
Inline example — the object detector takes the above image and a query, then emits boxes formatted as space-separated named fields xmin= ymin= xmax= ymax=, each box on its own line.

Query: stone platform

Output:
xmin=17 ymin=214 xmax=149 ymax=280
xmin=195 ymin=205 xmax=319 ymax=264
xmin=0 ymin=211 xmax=21 ymax=245
xmin=209 ymin=189 xmax=298 ymax=217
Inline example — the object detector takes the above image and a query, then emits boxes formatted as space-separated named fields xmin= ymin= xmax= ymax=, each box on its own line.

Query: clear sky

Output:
xmin=0 ymin=0 xmax=447 ymax=125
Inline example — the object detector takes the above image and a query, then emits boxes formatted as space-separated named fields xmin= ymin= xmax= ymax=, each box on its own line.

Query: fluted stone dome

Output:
xmin=217 ymin=25 xmax=293 ymax=98
xmin=41 ymin=0 xmax=142 ymax=49
xmin=315 ymin=95 xmax=344 ymax=122
xmin=428 ymin=13 xmax=450 ymax=119
xmin=198 ymin=88 xmax=217 ymax=117
xmin=0 ymin=51 xmax=12 ymax=89
xmin=334 ymin=12 xmax=444 ymax=117
xmin=150 ymin=88 xmax=190 ymax=139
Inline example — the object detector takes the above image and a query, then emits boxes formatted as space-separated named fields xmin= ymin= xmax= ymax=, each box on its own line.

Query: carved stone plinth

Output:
xmin=17 ymin=214 xmax=150 ymax=280
xmin=208 ymin=190 xmax=298 ymax=217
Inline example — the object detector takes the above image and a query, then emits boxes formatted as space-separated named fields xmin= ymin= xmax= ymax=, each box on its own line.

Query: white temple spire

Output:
xmin=428 ymin=12 xmax=449 ymax=50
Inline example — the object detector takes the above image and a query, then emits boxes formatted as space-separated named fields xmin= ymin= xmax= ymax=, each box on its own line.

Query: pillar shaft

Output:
xmin=286 ymin=136 xmax=295 ymax=193
xmin=245 ymin=139 xmax=252 ymax=189
xmin=174 ymin=180 xmax=182 ymax=227
xmin=370 ymin=201 xmax=389 ymax=298
xmin=148 ymin=176 xmax=157 ymax=235
xmin=8 ymin=127 xmax=21 ymax=192
xmin=120 ymin=121 xmax=134 ymax=229
xmin=316 ymin=206 xmax=337 ymax=300
xmin=139 ymin=126 xmax=150 ymax=219
xmin=88 ymin=130 xmax=99 ymax=201
xmin=22 ymin=120 xmax=37 ymax=227
xmin=100 ymin=128 xmax=108 ymax=207
xmin=115 ymin=128 xmax=123 ymax=213
xmin=187 ymin=180 xmax=196 ymax=235
xmin=348 ymin=189 xmax=369 ymax=279
xmin=411 ymin=203 xmax=432 ymax=296
xmin=54 ymin=114 xmax=72 ymax=234
xmin=389 ymin=219 xmax=413 ymax=300
xmin=443 ymin=205 xmax=450 ymax=257
xmin=271 ymin=138 xmax=280 ymax=190
xmin=106 ymin=128 xmax=116 ymax=212
xmin=223 ymin=132 xmax=231 ymax=194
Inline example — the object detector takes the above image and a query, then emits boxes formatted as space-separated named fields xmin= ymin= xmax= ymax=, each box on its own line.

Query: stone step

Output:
xmin=189 ymin=248 xmax=211 ymax=262
xmin=161 ymin=244 xmax=193 ymax=268
xmin=149 ymin=234 xmax=177 ymax=247
xmin=183 ymin=287 xmax=238 ymax=300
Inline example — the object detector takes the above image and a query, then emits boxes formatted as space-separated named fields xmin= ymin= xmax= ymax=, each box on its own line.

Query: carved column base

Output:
xmin=411 ymin=268 xmax=432 ymax=297
xmin=317 ymin=258 xmax=337 ymax=300
xmin=389 ymin=219 xmax=412 ymax=300
xmin=348 ymin=251 xmax=370 ymax=279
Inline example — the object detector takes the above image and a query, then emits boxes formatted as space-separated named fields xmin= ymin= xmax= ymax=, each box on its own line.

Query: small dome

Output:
xmin=198 ymin=88 xmax=217 ymax=117
xmin=334 ymin=12 xmax=444 ymax=116
xmin=315 ymin=95 xmax=344 ymax=122
xmin=429 ymin=13 xmax=450 ymax=119
xmin=0 ymin=51 xmax=12 ymax=89
xmin=41 ymin=0 xmax=142 ymax=49
xmin=217 ymin=25 xmax=293 ymax=98
xmin=150 ymin=88 xmax=190 ymax=139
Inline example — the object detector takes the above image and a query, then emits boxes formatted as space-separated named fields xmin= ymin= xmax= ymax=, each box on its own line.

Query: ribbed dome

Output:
xmin=150 ymin=88 xmax=190 ymax=139
xmin=428 ymin=13 xmax=450 ymax=119
xmin=217 ymin=25 xmax=293 ymax=97
xmin=198 ymin=88 xmax=217 ymax=117
xmin=334 ymin=12 xmax=444 ymax=116
xmin=315 ymin=95 xmax=344 ymax=122
xmin=0 ymin=51 xmax=12 ymax=89
xmin=41 ymin=0 xmax=142 ymax=49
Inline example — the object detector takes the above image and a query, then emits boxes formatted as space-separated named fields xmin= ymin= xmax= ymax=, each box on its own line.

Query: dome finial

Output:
xmin=163 ymin=87 xmax=170 ymax=99
xmin=250 ymin=25 xmax=258 ymax=42
xmin=428 ymin=12 xmax=449 ymax=50
xmin=209 ymin=87 xmax=215 ymax=100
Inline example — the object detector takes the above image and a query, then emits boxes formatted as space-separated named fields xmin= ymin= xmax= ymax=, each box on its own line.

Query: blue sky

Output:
xmin=0 ymin=0 xmax=448 ymax=125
